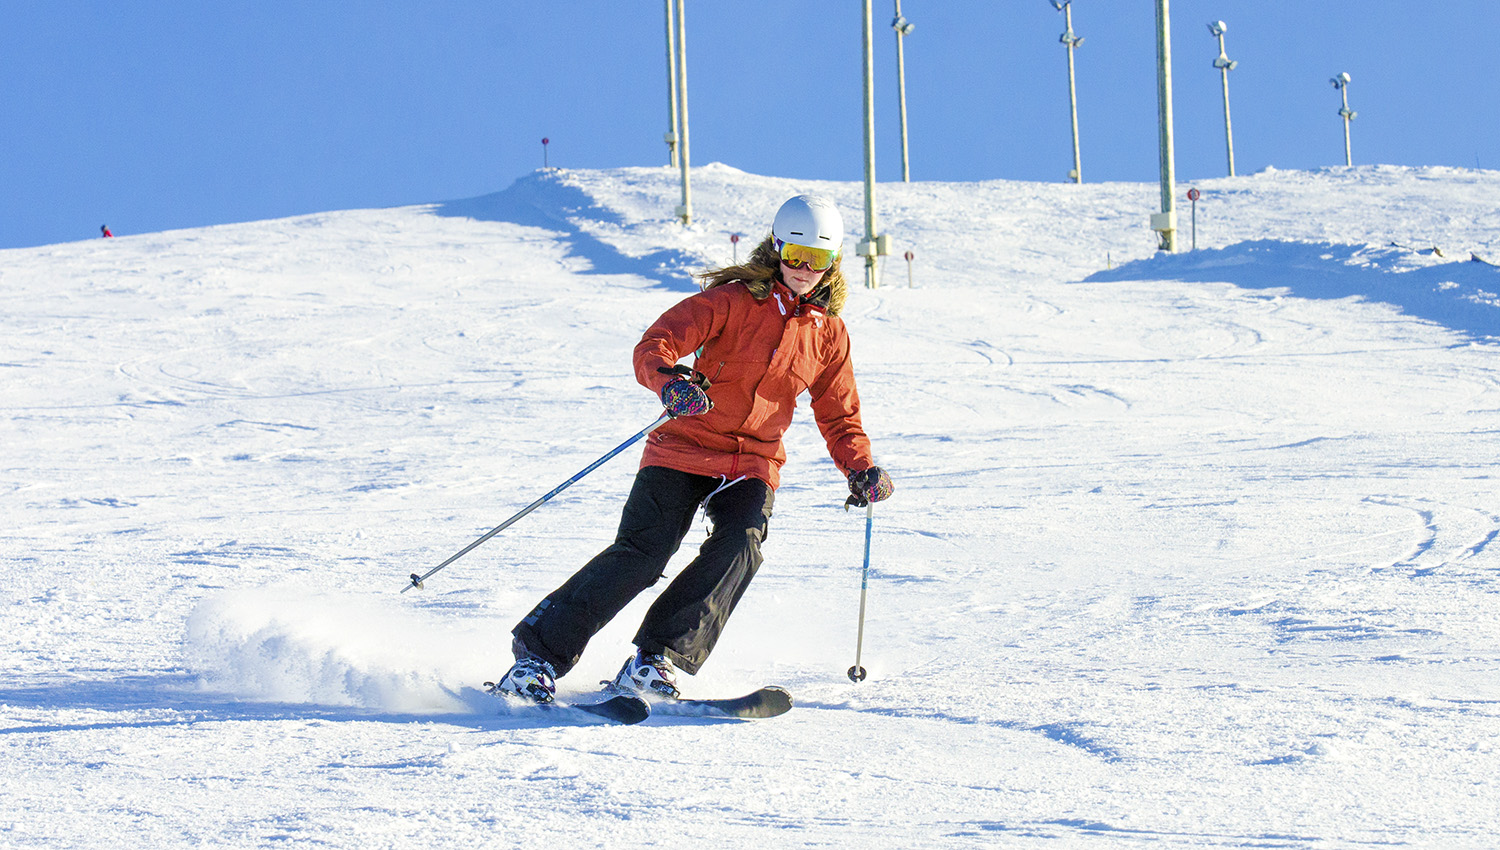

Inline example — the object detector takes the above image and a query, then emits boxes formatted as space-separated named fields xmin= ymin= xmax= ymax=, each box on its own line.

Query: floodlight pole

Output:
xmin=663 ymin=0 xmax=680 ymax=168
xmin=1331 ymin=72 xmax=1355 ymax=167
xmin=859 ymin=0 xmax=889 ymax=288
xmin=1053 ymin=1 xmax=1083 ymax=183
xmin=892 ymin=1 xmax=914 ymax=182
xmin=1152 ymin=0 xmax=1178 ymax=252
xmin=1208 ymin=21 xmax=1236 ymax=177
xmin=672 ymin=0 xmax=693 ymax=225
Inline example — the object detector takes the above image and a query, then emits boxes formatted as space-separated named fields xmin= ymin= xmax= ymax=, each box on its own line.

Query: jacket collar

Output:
xmin=770 ymin=280 xmax=830 ymax=319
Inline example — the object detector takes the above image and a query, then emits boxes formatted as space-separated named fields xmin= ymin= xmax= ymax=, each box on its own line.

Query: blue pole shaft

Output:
xmin=402 ymin=412 xmax=673 ymax=592
xmin=852 ymin=502 xmax=874 ymax=672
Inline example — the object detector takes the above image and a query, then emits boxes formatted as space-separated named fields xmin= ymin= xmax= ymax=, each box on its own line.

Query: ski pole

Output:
xmin=401 ymin=411 xmax=672 ymax=592
xmin=848 ymin=501 xmax=874 ymax=682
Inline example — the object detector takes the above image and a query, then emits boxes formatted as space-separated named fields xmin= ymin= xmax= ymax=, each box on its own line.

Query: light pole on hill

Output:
xmin=1151 ymin=0 xmax=1179 ymax=252
xmin=859 ymin=0 xmax=890 ymax=288
xmin=1331 ymin=72 xmax=1355 ymax=167
xmin=1208 ymin=20 xmax=1237 ymax=177
xmin=892 ymin=0 xmax=915 ymax=182
xmin=672 ymin=0 xmax=692 ymax=224
xmin=1051 ymin=1 xmax=1084 ymax=184
xmin=662 ymin=0 xmax=680 ymax=168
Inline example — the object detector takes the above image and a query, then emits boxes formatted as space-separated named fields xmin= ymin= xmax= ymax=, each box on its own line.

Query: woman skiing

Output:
xmin=492 ymin=194 xmax=894 ymax=704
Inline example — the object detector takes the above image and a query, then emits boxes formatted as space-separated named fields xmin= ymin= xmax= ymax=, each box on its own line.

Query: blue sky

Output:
xmin=3 ymin=1 xmax=1496 ymax=250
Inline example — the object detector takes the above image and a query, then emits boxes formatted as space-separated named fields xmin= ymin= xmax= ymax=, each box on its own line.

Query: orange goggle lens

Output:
xmin=779 ymin=242 xmax=838 ymax=271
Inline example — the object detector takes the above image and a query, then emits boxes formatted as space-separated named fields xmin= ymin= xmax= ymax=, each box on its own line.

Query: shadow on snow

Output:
xmin=1087 ymin=239 xmax=1500 ymax=342
xmin=0 ymin=676 xmax=737 ymax=732
xmin=433 ymin=170 xmax=701 ymax=293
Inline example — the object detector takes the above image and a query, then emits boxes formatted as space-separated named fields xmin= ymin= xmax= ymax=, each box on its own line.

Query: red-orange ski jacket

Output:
xmin=633 ymin=279 xmax=874 ymax=490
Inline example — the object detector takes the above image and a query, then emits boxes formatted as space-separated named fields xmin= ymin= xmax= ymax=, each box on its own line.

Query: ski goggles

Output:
xmin=778 ymin=241 xmax=838 ymax=272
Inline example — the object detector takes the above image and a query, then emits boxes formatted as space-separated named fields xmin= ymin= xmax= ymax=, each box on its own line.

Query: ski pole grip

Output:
xmin=657 ymin=364 xmax=711 ymax=390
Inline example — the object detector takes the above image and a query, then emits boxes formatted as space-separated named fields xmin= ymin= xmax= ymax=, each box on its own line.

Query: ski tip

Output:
xmin=656 ymin=686 xmax=793 ymax=720
xmin=758 ymin=686 xmax=794 ymax=716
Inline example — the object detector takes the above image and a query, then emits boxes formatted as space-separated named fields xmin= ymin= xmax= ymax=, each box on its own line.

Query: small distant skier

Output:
xmin=100 ymin=225 xmax=113 ymax=238
xmin=492 ymin=195 xmax=894 ymax=704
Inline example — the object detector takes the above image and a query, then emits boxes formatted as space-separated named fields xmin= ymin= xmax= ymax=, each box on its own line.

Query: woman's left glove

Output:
xmin=846 ymin=466 xmax=894 ymax=508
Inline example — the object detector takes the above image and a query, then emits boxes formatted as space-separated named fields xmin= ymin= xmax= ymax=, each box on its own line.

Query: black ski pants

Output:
xmin=512 ymin=465 xmax=775 ymax=677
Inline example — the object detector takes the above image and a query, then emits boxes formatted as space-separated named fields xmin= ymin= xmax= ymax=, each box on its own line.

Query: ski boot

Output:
xmin=609 ymin=649 xmax=681 ymax=699
xmin=486 ymin=656 xmax=557 ymax=704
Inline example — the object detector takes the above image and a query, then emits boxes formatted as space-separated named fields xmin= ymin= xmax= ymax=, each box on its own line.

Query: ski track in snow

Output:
xmin=3 ymin=163 xmax=1500 ymax=847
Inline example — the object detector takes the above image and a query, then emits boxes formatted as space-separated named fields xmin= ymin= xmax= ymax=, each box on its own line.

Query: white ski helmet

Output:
xmin=772 ymin=195 xmax=843 ymax=254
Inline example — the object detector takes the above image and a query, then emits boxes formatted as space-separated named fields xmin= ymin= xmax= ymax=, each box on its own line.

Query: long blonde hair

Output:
xmin=696 ymin=234 xmax=847 ymax=316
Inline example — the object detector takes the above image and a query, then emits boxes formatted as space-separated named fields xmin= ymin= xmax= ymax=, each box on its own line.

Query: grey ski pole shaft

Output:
xmin=402 ymin=412 xmax=672 ymax=592
xmin=848 ymin=501 xmax=874 ymax=682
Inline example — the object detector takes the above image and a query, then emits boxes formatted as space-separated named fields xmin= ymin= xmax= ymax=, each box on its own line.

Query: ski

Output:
xmin=484 ymin=685 xmax=652 ymax=725
xmin=561 ymin=693 xmax=652 ymax=725
xmin=652 ymin=686 xmax=793 ymax=720
xmin=485 ymin=682 xmax=789 ymax=722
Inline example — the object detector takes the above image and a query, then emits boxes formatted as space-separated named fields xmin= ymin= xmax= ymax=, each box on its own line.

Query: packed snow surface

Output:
xmin=4 ymin=163 xmax=1500 ymax=847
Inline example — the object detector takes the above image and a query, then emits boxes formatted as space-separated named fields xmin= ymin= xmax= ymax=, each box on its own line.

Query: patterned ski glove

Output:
xmin=845 ymin=466 xmax=894 ymax=508
xmin=657 ymin=365 xmax=712 ymax=417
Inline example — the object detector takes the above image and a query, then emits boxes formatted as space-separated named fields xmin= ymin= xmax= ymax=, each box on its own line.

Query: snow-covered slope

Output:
xmin=3 ymin=164 xmax=1499 ymax=847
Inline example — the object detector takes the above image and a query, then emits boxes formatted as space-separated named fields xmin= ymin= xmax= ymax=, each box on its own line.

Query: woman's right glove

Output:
xmin=845 ymin=466 xmax=894 ymax=508
xmin=658 ymin=365 xmax=712 ymax=417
